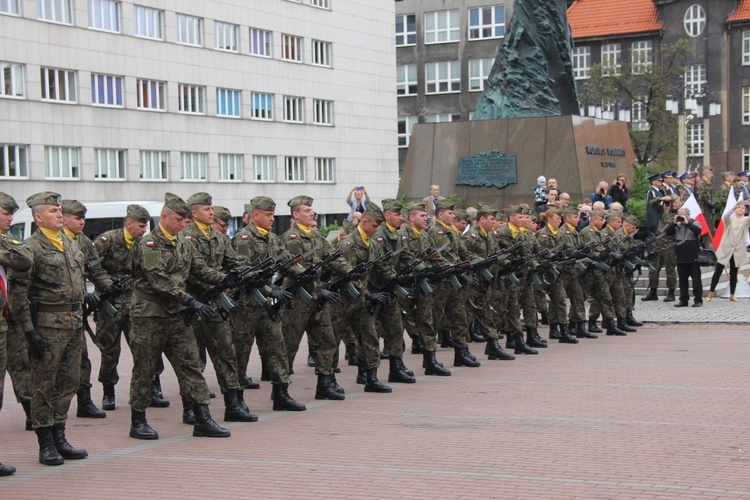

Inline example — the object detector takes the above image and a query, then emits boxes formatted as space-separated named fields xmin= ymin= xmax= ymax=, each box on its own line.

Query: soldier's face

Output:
xmin=590 ymin=216 xmax=605 ymax=229
xmin=385 ymin=210 xmax=403 ymax=228
xmin=704 ymin=170 xmax=713 ymax=179
xmin=508 ymin=214 xmax=523 ymax=227
xmin=62 ymin=214 xmax=85 ymax=235
xmin=253 ymin=209 xmax=275 ymax=230
xmin=565 ymin=214 xmax=580 ymax=227
xmin=35 ymin=205 xmax=64 ymax=231
xmin=547 ymin=213 xmax=562 ymax=228
xmin=437 ymin=209 xmax=455 ymax=225
xmin=212 ymin=219 xmax=229 ymax=234
xmin=191 ymin=205 xmax=214 ymax=225
xmin=607 ymin=217 xmax=622 ymax=230
xmin=161 ymin=210 xmax=186 ymax=234
xmin=453 ymin=218 xmax=467 ymax=231
xmin=0 ymin=208 xmax=13 ymax=231
xmin=623 ymin=222 xmax=637 ymax=234
xmin=410 ymin=211 xmax=429 ymax=230
xmin=478 ymin=215 xmax=495 ymax=231
xmin=360 ymin=217 xmax=379 ymax=236
xmin=125 ymin=219 xmax=148 ymax=239
xmin=293 ymin=205 xmax=316 ymax=227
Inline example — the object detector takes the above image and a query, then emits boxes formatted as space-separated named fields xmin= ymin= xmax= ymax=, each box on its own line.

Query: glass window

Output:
xmin=136 ymin=79 xmax=165 ymax=110
xmin=397 ymin=116 xmax=418 ymax=147
xmin=91 ymin=74 xmax=123 ymax=107
xmin=310 ymin=0 xmax=329 ymax=9
xmin=686 ymin=123 xmax=704 ymax=157
xmin=176 ymin=14 xmax=203 ymax=46
xmin=181 ymin=152 xmax=207 ymax=181
xmin=601 ymin=43 xmax=621 ymax=76
xmin=312 ymin=40 xmax=331 ymax=67
xmin=743 ymin=146 xmax=750 ymax=171
xmin=37 ymin=0 xmax=72 ymax=24
xmin=215 ymin=22 xmax=239 ymax=52
xmin=216 ymin=88 xmax=241 ymax=117
xmin=253 ymin=155 xmax=275 ymax=182
xmin=41 ymin=67 xmax=76 ymax=102
xmin=684 ymin=64 xmax=706 ymax=98
xmin=179 ymin=84 xmax=205 ymax=114
xmin=425 ymin=113 xmax=460 ymax=123
xmin=743 ymin=31 xmax=750 ymax=66
xmin=1 ymin=0 xmax=20 ymax=15
xmin=684 ymin=4 xmax=706 ymax=37
xmin=134 ymin=5 xmax=163 ymax=40
xmin=397 ymin=64 xmax=418 ymax=96
xmin=285 ymin=156 xmax=305 ymax=182
xmin=572 ymin=46 xmax=591 ymax=80
xmin=89 ymin=0 xmax=120 ymax=32
xmin=282 ymin=34 xmax=302 ymax=62
xmin=424 ymin=10 xmax=459 ymax=44
xmin=0 ymin=144 xmax=28 ymax=178
xmin=469 ymin=58 xmax=493 ymax=91
xmin=743 ymin=87 xmax=750 ymax=125
xmin=468 ymin=6 xmax=505 ymax=40
xmin=631 ymin=101 xmax=649 ymax=131
xmin=218 ymin=154 xmax=242 ymax=181
xmin=249 ymin=28 xmax=272 ymax=57
xmin=140 ymin=150 xmax=168 ymax=180
xmin=94 ymin=148 xmax=125 ymax=180
xmin=251 ymin=92 xmax=273 ymax=120
xmin=283 ymin=96 xmax=304 ymax=123
xmin=44 ymin=146 xmax=79 ymax=179
xmin=314 ymin=157 xmax=334 ymax=182
xmin=395 ymin=14 xmax=416 ymax=46
xmin=1 ymin=61 xmax=24 ymax=98
xmin=425 ymin=61 xmax=460 ymax=94
xmin=313 ymin=99 xmax=333 ymax=125
xmin=631 ymin=41 xmax=653 ymax=75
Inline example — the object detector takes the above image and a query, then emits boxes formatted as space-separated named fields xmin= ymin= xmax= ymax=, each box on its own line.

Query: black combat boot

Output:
xmin=356 ymin=360 xmax=367 ymax=385
xmin=532 ymin=328 xmax=548 ymax=346
xmin=454 ymin=347 xmax=481 ymax=367
xmin=513 ymin=333 xmax=539 ymax=355
xmin=0 ymin=462 xmax=15 ymax=476
xmin=526 ymin=327 xmax=547 ymax=348
xmin=236 ymin=388 xmax=250 ymax=412
xmin=307 ymin=346 xmax=316 ymax=367
xmin=345 ymin=343 xmax=359 ymax=366
xmin=102 ymin=384 xmax=116 ymax=411
xmin=663 ymin=289 xmax=676 ymax=302
xmin=617 ymin=317 xmax=637 ymax=333
xmin=575 ymin=321 xmax=598 ymax=339
xmin=193 ymin=404 xmax=231 ymax=438
xmin=272 ymin=384 xmax=306 ymax=411
xmin=469 ymin=324 xmax=485 ymax=343
xmin=315 ymin=374 xmax=346 ymax=400
xmin=260 ymin=357 xmax=271 ymax=382
xmin=130 ymin=408 xmax=158 ymax=440
xmin=588 ymin=318 xmax=603 ymax=333
xmin=35 ymin=427 xmax=64 ymax=465
xmin=548 ymin=323 xmax=562 ymax=340
xmin=605 ymin=318 xmax=627 ymax=336
xmin=150 ymin=375 xmax=170 ymax=407
xmin=411 ymin=335 xmax=424 ymax=354
xmin=330 ymin=373 xmax=345 ymax=394
xmin=388 ymin=356 xmax=417 ymax=383
xmin=558 ymin=323 xmax=579 ymax=344
xmin=51 ymin=422 xmax=88 ymax=460
xmin=505 ymin=335 xmax=516 ymax=350
xmin=439 ymin=329 xmax=454 ymax=348
xmin=364 ymin=370 xmax=392 ymax=393
xmin=496 ymin=329 xmax=505 ymax=340
xmin=422 ymin=351 xmax=451 ymax=376
xmin=182 ymin=396 xmax=195 ymax=425
xmin=243 ymin=376 xmax=260 ymax=389
xmin=484 ymin=339 xmax=516 ymax=360
xmin=641 ymin=288 xmax=658 ymax=301
xmin=540 ymin=310 xmax=549 ymax=325
xmin=626 ymin=311 xmax=643 ymax=327
xmin=379 ymin=348 xmax=390 ymax=359
xmin=224 ymin=390 xmax=258 ymax=422
xmin=76 ymin=387 xmax=106 ymax=418
xmin=21 ymin=400 xmax=32 ymax=431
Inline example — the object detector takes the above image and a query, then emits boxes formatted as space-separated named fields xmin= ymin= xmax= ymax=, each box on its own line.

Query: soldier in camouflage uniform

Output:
xmin=0 ymin=192 xmax=33 ymax=476
xmin=645 ymin=197 xmax=679 ymax=302
xmin=9 ymin=192 xmax=96 ymax=466
xmin=183 ymin=193 xmax=257 ymax=423
xmin=518 ymin=207 xmax=548 ymax=347
xmin=617 ymin=215 xmax=644 ymax=328
xmin=597 ymin=211 xmax=637 ymax=333
xmin=230 ymin=196 xmax=305 ymax=411
xmin=127 ymin=193 xmax=231 ymax=441
xmin=558 ymin=207 xmax=597 ymax=339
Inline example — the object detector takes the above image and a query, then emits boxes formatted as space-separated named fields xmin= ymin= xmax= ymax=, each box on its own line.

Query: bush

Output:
xmin=319 ymin=222 xmax=340 ymax=238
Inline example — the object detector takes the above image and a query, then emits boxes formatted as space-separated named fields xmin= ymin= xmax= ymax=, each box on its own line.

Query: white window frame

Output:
xmin=91 ymin=73 xmax=123 ymax=107
xmin=314 ymin=157 xmax=334 ymax=183
xmin=284 ymin=156 xmax=306 ymax=182
xmin=283 ymin=95 xmax=304 ymax=123
xmin=218 ymin=153 xmax=242 ymax=182
xmin=216 ymin=88 xmax=241 ymax=118
xmin=424 ymin=10 xmax=459 ymax=44
xmin=686 ymin=123 xmax=704 ymax=157
xmin=631 ymin=100 xmax=649 ymax=131
xmin=310 ymin=0 xmax=329 ymax=9
xmin=139 ymin=150 xmax=168 ymax=180
xmin=469 ymin=58 xmax=493 ymax=91
xmin=37 ymin=0 xmax=72 ymax=24
xmin=249 ymin=28 xmax=272 ymax=57
xmin=312 ymin=39 xmax=331 ymax=67
xmin=0 ymin=144 xmax=28 ymax=178
xmin=743 ymin=87 xmax=750 ymax=125
xmin=601 ymin=43 xmax=621 ymax=76
xmin=425 ymin=113 xmax=460 ymax=123
xmin=250 ymin=92 xmax=273 ymax=121
xmin=215 ymin=21 xmax=239 ymax=52
xmin=398 ymin=116 xmax=418 ymax=148
xmin=468 ymin=6 xmax=505 ymax=40
xmin=281 ymin=34 xmax=303 ymax=62
xmin=136 ymin=79 xmax=165 ymax=111
xmin=684 ymin=64 xmax=706 ymax=98
xmin=181 ymin=152 xmax=207 ymax=181
xmin=572 ymin=46 xmax=591 ymax=80
xmin=41 ymin=67 xmax=76 ymax=103
xmin=253 ymin=155 xmax=275 ymax=182
xmin=743 ymin=146 xmax=750 ymax=171
xmin=631 ymin=41 xmax=653 ymax=75
xmin=178 ymin=84 xmax=205 ymax=115
xmin=744 ymin=31 xmax=750 ymax=66
xmin=313 ymin=99 xmax=333 ymax=125
xmin=176 ymin=13 xmax=203 ymax=47
xmin=425 ymin=61 xmax=460 ymax=94
xmin=395 ymin=14 xmax=416 ymax=46
xmin=94 ymin=148 xmax=126 ymax=180
xmin=1 ymin=0 xmax=20 ymax=15
xmin=89 ymin=0 xmax=120 ymax=32
xmin=44 ymin=146 xmax=79 ymax=179
xmin=397 ymin=64 xmax=418 ymax=96
xmin=684 ymin=4 xmax=706 ymax=37
xmin=1 ymin=61 xmax=24 ymax=98
xmin=134 ymin=5 xmax=163 ymax=40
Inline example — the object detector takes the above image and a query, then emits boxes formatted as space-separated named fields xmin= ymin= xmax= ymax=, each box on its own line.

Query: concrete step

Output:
xmin=632 ymin=263 xmax=750 ymax=295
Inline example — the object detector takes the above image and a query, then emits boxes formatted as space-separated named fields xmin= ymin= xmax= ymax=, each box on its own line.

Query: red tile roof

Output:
xmin=728 ymin=0 xmax=750 ymax=22
xmin=568 ymin=0 xmax=663 ymax=39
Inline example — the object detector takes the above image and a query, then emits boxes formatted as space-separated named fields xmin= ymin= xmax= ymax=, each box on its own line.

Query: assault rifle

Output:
xmin=246 ymin=246 xmax=319 ymax=307
xmin=469 ymin=240 xmax=525 ymax=283
xmin=374 ymin=243 xmax=448 ymax=304
xmin=82 ymin=274 xmax=131 ymax=350
xmin=497 ymin=247 xmax=551 ymax=286
xmin=282 ymin=249 xmax=344 ymax=305
xmin=325 ymin=247 xmax=402 ymax=300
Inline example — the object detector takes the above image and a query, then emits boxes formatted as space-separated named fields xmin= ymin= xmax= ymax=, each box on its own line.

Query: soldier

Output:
xmin=230 ymin=196 xmax=305 ymax=411
xmin=646 ymin=173 xmax=669 ymax=243
xmin=9 ymin=191 xmax=98 ymax=465
xmin=617 ymin=215 xmax=644 ymax=327
xmin=94 ymin=205 xmax=170 ymax=411
xmin=518 ymin=207 xmax=547 ymax=347
xmin=716 ymin=171 xmax=736 ymax=217
xmin=599 ymin=211 xmax=637 ymax=333
xmin=211 ymin=206 xmax=232 ymax=234
xmin=558 ymin=207 xmax=597 ymax=339
xmin=0 ymin=192 xmax=33 ymax=476
xmin=127 ymin=193 xmax=231 ymax=441
xmin=644 ymin=197 xmax=679 ymax=302
xmin=183 ymin=193 xmax=257 ymax=423
xmin=695 ymin=166 xmax=715 ymax=238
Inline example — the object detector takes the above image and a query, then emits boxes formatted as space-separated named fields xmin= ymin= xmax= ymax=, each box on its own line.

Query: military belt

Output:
xmin=36 ymin=302 xmax=82 ymax=312
xmin=134 ymin=289 xmax=170 ymax=307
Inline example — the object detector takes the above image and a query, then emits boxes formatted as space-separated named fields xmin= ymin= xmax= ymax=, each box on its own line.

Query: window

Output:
xmin=687 ymin=123 xmax=704 ymax=157
xmin=253 ymin=155 xmax=275 ymax=182
xmin=215 ymin=22 xmax=238 ymax=52
xmin=314 ymin=157 xmax=334 ymax=182
xmin=631 ymin=101 xmax=649 ymax=131
xmin=94 ymin=149 xmax=125 ymax=180
xmin=89 ymin=0 xmax=120 ymax=32
xmin=424 ymin=10 xmax=459 ymax=44
xmin=425 ymin=113 xmax=460 ymax=123
xmin=572 ymin=46 xmax=591 ymax=80
xmin=395 ymin=14 xmax=416 ymax=46
xmin=218 ymin=154 xmax=242 ymax=181
xmin=468 ymin=6 xmax=505 ymax=40
xmin=134 ymin=5 xmax=163 ymax=39
xmin=0 ymin=144 xmax=27 ymax=178
xmin=310 ymin=0 xmax=329 ymax=8
xmin=398 ymin=116 xmax=418 ymax=147
xmin=1 ymin=0 xmax=20 ymax=15
xmin=250 ymin=92 xmax=273 ymax=120
xmin=743 ymin=146 xmax=750 ymax=171
xmin=179 ymin=84 xmax=205 ymax=114
xmin=41 ymin=68 xmax=76 ymax=103
xmin=140 ymin=150 xmax=168 ymax=180
xmin=313 ymin=99 xmax=333 ymax=125
xmin=312 ymin=40 xmax=331 ymax=67
xmin=425 ymin=61 xmax=460 ymax=94
xmin=684 ymin=4 xmax=706 ymax=37
xmin=1 ymin=62 xmax=24 ymax=98
xmin=282 ymin=34 xmax=302 ymax=62
xmin=285 ymin=156 xmax=305 ymax=182
xmin=44 ymin=146 xmax=79 ymax=179
xmin=136 ymin=79 xmax=165 ymax=110
xmin=249 ymin=28 xmax=272 ymax=57
xmin=91 ymin=74 xmax=123 ymax=107
xmin=744 ymin=31 xmax=750 ymax=66
xmin=469 ymin=58 xmax=493 ymax=91
xmin=37 ymin=0 xmax=72 ymax=24
xmin=743 ymin=87 xmax=750 ymax=125
xmin=601 ymin=43 xmax=621 ymax=76
xmin=631 ymin=41 xmax=653 ymax=75
xmin=684 ymin=64 xmax=706 ymax=98
xmin=283 ymin=96 xmax=304 ymax=123
xmin=176 ymin=14 xmax=202 ymax=46
xmin=397 ymin=64 xmax=418 ymax=96
xmin=181 ymin=152 xmax=207 ymax=181
xmin=216 ymin=88 xmax=241 ymax=117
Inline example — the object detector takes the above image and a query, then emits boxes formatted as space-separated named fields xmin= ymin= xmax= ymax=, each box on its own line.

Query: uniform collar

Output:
xmin=63 ymin=227 xmax=80 ymax=242
xmin=296 ymin=223 xmax=311 ymax=235
xmin=195 ymin=220 xmax=211 ymax=239
xmin=357 ymin=225 xmax=370 ymax=247
xmin=40 ymin=227 xmax=64 ymax=251
xmin=159 ymin=223 xmax=177 ymax=243
xmin=123 ymin=227 xmax=136 ymax=249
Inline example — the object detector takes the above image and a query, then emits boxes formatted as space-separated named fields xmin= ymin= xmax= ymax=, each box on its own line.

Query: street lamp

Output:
xmin=666 ymin=82 xmax=721 ymax=171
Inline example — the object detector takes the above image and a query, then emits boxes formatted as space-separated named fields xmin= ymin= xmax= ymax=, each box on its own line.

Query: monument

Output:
xmin=398 ymin=0 xmax=636 ymax=208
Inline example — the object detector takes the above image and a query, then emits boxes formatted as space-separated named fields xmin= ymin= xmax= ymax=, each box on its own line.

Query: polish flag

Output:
xmin=681 ymin=193 xmax=709 ymax=236
xmin=711 ymin=187 xmax=738 ymax=250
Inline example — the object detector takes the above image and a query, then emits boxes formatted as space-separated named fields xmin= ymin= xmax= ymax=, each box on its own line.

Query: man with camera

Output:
xmin=589 ymin=181 xmax=613 ymax=210
xmin=666 ymin=208 xmax=703 ymax=307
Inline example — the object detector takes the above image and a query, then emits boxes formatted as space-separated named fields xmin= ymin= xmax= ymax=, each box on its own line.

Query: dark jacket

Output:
xmin=665 ymin=218 xmax=702 ymax=264
xmin=608 ymin=184 xmax=630 ymax=207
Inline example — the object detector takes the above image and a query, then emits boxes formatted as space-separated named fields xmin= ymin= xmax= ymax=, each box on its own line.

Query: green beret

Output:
xmin=187 ymin=192 xmax=212 ymax=207
xmin=341 ymin=219 xmax=356 ymax=234
xmin=647 ymin=173 xmax=661 ymax=182
xmin=434 ymin=199 xmax=456 ymax=211
xmin=624 ymin=215 xmax=640 ymax=226
xmin=563 ymin=207 xmax=579 ymax=217
xmin=164 ymin=192 xmax=190 ymax=217
xmin=606 ymin=210 xmax=623 ymax=220
xmin=520 ymin=207 xmax=533 ymax=215
xmin=476 ymin=203 xmax=498 ymax=217
xmin=27 ymin=191 xmax=61 ymax=208
xmin=721 ymin=171 xmax=735 ymax=179
xmin=287 ymin=195 xmax=313 ymax=209
xmin=505 ymin=205 xmax=523 ymax=215
xmin=251 ymin=196 xmax=276 ymax=212
xmin=60 ymin=199 xmax=87 ymax=218
xmin=702 ymin=165 xmax=714 ymax=172
xmin=0 ymin=192 xmax=19 ymax=214
xmin=126 ymin=204 xmax=151 ymax=223
xmin=213 ymin=206 xmax=232 ymax=223
xmin=243 ymin=204 xmax=252 ymax=214
xmin=545 ymin=206 xmax=563 ymax=216
xmin=590 ymin=209 xmax=607 ymax=218
xmin=363 ymin=202 xmax=385 ymax=225
xmin=454 ymin=208 xmax=468 ymax=220
xmin=406 ymin=201 xmax=427 ymax=212
xmin=381 ymin=198 xmax=404 ymax=213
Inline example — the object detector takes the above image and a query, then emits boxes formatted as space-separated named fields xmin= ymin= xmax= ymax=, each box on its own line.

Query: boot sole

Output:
xmin=388 ymin=376 xmax=417 ymax=383
xmin=224 ymin=414 xmax=259 ymax=423
xmin=364 ymin=386 xmax=393 ymax=393
xmin=425 ymin=370 xmax=452 ymax=376
xmin=102 ymin=405 xmax=116 ymax=411
xmin=58 ymin=451 xmax=88 ymax=460
xmin=39 ymin=457 xmax=64 ymax=466
xmin=273 ymin=404 xmax=307 ymax=411
xmin=486 ymin=353 xmax=516 ymax=360
xmin=76 ymin=412 xmax=107 ymax=418
xmin=315 ymin=393 xmax=345 ymax=400
xmin=193 ymin=430 xmax=231 ymax=438
xmin=129 ymin=431 xmax=159 ymax=440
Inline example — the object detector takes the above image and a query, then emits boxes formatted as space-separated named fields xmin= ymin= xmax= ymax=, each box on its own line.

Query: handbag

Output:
xmin=697 ymin=248 xmax=717 ymax=267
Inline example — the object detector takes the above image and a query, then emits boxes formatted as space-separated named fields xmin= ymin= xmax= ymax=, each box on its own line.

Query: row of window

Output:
xmin=0 ymin=63 xmax=334 ymax=124
xmin=397 ymin=58 xmax=494 ymax=96
xmin=572 ymin=41 xmax=654 ymax=79
xmin=0 ymin=1 xmax=332 ymax=67
xmin=396 ymin=6 xmax=506 ymax=46
xmin=0 ymin=145 xmax=335 ymax=183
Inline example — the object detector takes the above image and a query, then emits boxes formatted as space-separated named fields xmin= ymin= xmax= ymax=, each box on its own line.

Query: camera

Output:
xmin=676 ymin=216 xmax=685 ymax=223
xmin=580 ymin=211 xmax=589 ymax=218
xmin=356 ymin=186 xmax=364 ymax=191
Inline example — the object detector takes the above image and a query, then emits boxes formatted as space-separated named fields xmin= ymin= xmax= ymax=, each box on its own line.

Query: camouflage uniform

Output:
xmin=615 ymin=225 xmax=638 ymax=317
xmin=716 ymin=180 xmax=733 ymax=223
xmin=518 ymin=228 xmax=540 ymax=329
xmin=534 ymin=224 xmax=567 ymax=327
xmin=579 ymin=225 xmax=616 ymax=324
xmin=601 ymin=223 xmax=627 ymax=319
xmin=648 ymin=210 xmax=677 ymax=291
xmin=462 ymin=224 xmax=499 ymax=340
xmin=558 ymin=221 xmax=587 ymax=325
xmin=694 ymin=175 xmax=715 ymax=233
xmin=494 ymin=223 xmax=529 ymax=343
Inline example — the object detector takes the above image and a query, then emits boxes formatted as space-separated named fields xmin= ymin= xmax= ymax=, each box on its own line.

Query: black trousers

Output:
xmin=709 ymin=256 xmax=738 ymax=294
xmin=676 ymin=262 xmax=703 ymax=302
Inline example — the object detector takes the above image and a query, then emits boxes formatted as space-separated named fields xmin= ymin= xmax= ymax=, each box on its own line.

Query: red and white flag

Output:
xmin=711 ymin=187 xmax=738 ymax=250
xmin=681 ymin=193 xmax=709 ymax=236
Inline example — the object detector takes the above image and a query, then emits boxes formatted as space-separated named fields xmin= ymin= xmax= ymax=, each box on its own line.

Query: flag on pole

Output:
xmin=711 ymin=187 xmax=738 ymax=250
xmin=681 ymin=193 xmax=708 ymax=236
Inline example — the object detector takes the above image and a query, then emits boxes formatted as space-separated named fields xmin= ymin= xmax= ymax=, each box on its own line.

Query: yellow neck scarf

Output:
xmin=386 ymin=223 xmax=398 ymax=234
xmin=123 ymin=227 xmax=135 ymax=250
xmin=412 ymin=226 xmax=421 ymax=237
xmin=451 ymin=225 xmax=461 ymax=234
xmin=437 ymin=220 xmax=452 ymax=232
xmin=297 ymin=224 xmax=311 ymax=235
xmin=63 ymin=228 xmax=79 ymax=242
xmin=256 ymin=226 xmax=269 ymax=237
xmin=480 ymin=226 xmax=488 ymax=236
xmin=357 ymin=226 xmax=370 ymax=247
xmin=565 ymin=223 xmax=576 ymax=232
xmin=40 ymin=227 xmax=64 ymax=252
xmin=195 ymin=220 xmax=211 ymax=239
xmin=159 ymin=224 xmax=177 ymax=244
xmin=508 ymin=223 xmax=520 ymax=239
xmin=547 ymin=224 xmax=557 ymax=236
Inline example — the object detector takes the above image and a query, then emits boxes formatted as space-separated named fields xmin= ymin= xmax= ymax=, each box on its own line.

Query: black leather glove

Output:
xmin=297 ymin=270 xmax=317 ymax=284
xmin=347 ymin=270 xmax=363 ymax=281
xmin=105 ymin=281 xmax=124 ymax=297
xmin=25 ymin=329 xmax=45 ymax=360
xmin=270 ymin=284 xmax=294 ymax=304
xmin=395 ymin=272 xmax=412 ymax=286
xmin=186 ymin=297 xmax=216 ymax=321
xmin=646 ymin=251 xmax=660 ymax=261
xmin=366 ymin=291 xmax=391 ymax=305
xmin=222 ymin=269 xmax=244 ymax=288
xmin=469 ymin=274 xmax=480 ymax=288
xmin=84 ymin=292 xmax=101 ymax=311
xmin=610 ymin=252 xmax=623 ymax=261
xmin=321 ymin=289 xmax=341 ymax=303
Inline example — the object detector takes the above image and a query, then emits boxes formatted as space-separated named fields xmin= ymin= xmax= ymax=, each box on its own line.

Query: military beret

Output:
xmin=251 ymin=196 xmax=276 ymax=212
xmin=454 ymin=208 xmax=468 ymax=220
xmin=406 ymin=201 xmax=427 ymax=212
xmin=0 ymin=191 xmax=19 ymax=214
xmin=701 ymin=165 xmax=714 ymax=172
xmin=213 ymin=206 xmax=232 ymax=223
xmin=739 ymin=171 xmax=749 ymax=178
xmin=521 ymin=207 xmax=533 ymax=216
xmin=126 ymin=204 xmax=151 ymax=223
xmin=287 ymin=195 xmax=313 ymax=209
xmin=164 ymin=192 xmax=190 ymax=217
xmin=590 ymin=210 xmax=607 ymax=218
xmin=647 ymin=173 xmax=661 ymax=182
xmin=624 ymin=215 xmax=640 ymax=226
xmin=187 ymin=192 xmax=212 ymax=207
xmin=26 ymin=191 xmax=61 ymax=208
xmin=721 ymin=171 xmax=735 ymax=179
xmin=563 ymin=207 xmax=579 ymax=216
xmin=606 ymin=210 xmax=623 ymax=220
xmin=505 ymin=205 xmax=523 ymax=215
xmin=381 ymin=198 xmax=404 ymax=213
xmin=363 ymin=202 xmax=385 ymax=225
xmin=476 ymin=203 xmax=497 ymax=217
xmin=341 ymin=219 xmax=356 ymax=234
xmin=61 ymin=199 xmax=87 ymax=218
xmin=545 ymin=206 xmax=563 ymax=216
xmin=434 ymin=199 xmax=456 ymax=211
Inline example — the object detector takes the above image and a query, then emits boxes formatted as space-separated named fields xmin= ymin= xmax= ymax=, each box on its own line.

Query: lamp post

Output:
xmin=578 ymin=88 xmax=632 ymax=123
xmin=666 ymin=83 xmax=721 ymax=171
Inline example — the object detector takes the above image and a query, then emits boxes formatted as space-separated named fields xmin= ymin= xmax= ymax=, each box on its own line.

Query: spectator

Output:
xmin=589 ymin=181 xmax=613 ymax=209
xmin=346 ymin=186 xmax=370 ymax=220
xmin=548 ymin=178 xmax=559 ymax=192
xmin=707 ymin=201 xmax=750 ymax=302
xmin=547 ymin=188 xmax=561 ymax=208
xmin=558 ymin=192 xmax=571 ymax=206
xmin=666 ymin=207 xmax=703 ymax=307
xmin=608 ymin=174 xmax=630 ymax=208
xmin=609 ymin=202 xmax=624 ymax=212
xmin=577 ymin=204 xmax=591 ymax=232
xmin=592 ymin=201 xmax=605 ymax=211
xmin=422 ymin=184 xmax=445 ymax=218
xmin=533 ymin=176 xmax=548 ymax=213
